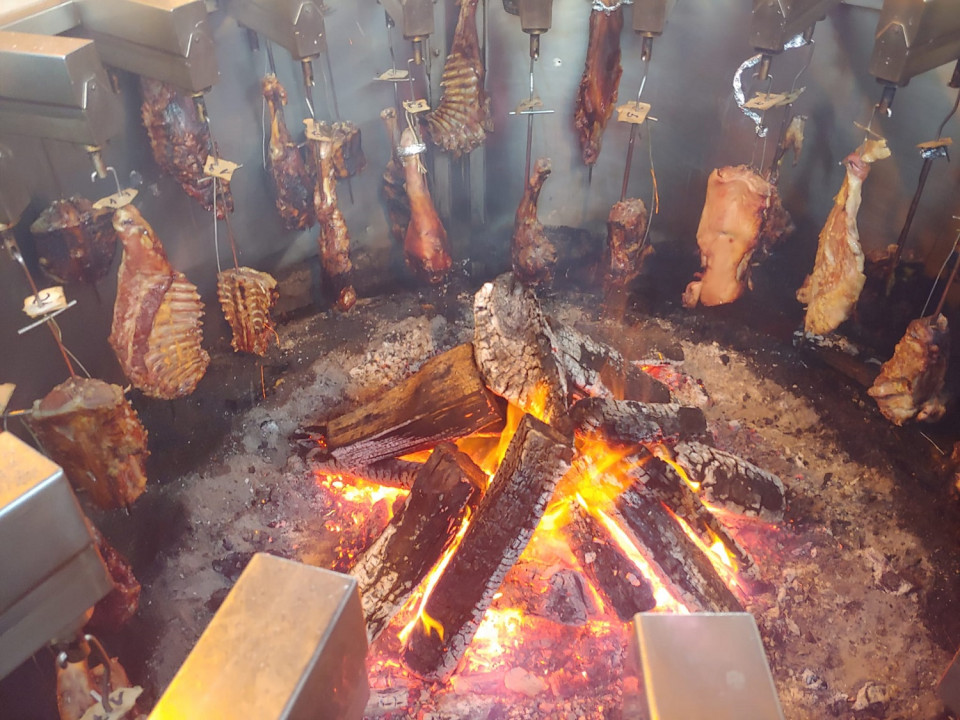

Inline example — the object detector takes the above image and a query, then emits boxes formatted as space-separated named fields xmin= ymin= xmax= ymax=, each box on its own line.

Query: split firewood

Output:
xmin=318 ymin=344 xmax=505 ymax=468
xmin=472 ymin=274 xmax=671 ymax=420
xmin=626 ymin=451 xmax=757 ymax=581
xmin=563 ymin=501 xmax=657 ymax=620
xmin=308 ymin=454 xmax=423 ymax=490
xmin=557 ymin=396 xmax=706 ymax=445
xmin=615 ymin=483 xmax=744 ymax=613
xmin=402 ymin=414 xmax=573 ymax=681
xmin=672 ymin=440 xmax=785 ymax=522
xmin=351 ymin=443 xmax=485 ymax=642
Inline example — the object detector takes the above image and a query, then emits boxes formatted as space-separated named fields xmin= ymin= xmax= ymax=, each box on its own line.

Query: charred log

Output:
xmin=615 ymin=484 xmax=743 ymax=613
xmin=672 ymin=440 xmax=785 ymax=522
xmin=319 ymin=344 xmax=505 ymax=467
xmin=563 ymin=501 xmax=656 ymax=620
xmin=558 ymin=396 xmax=707 ymax=445
xmin=351 ymin=443 xmax=485 ymax=642
xmin=308 ymin=454 xmax=423 ymax=490
xmin=403 ymin=414 xmax=573 ymax=680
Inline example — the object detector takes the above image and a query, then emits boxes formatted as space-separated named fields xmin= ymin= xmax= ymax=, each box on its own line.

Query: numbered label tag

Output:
xmin=513 ymin=97 xmax=545 ymax=115
xmin=376 ymin=68 xmax=411 ymax=82
xmin=744 ymin=88 xmax=805 ymax=111
xmin=23 ymin=286 xmax=68 ymax=318
xmin=304 ymin=119 xmax=331 ymax=142
xmin=917 ymin=137 xmax=952 ymax=150
xmin=203 ymin=157 xmax=241 ymax=182
xmin=0 ymin=384 xmax=14 ymax=415
xmin=79 ymin=686 xmax=143 ymax=720
xmin=616 ymin=101 xmax=652 ymax=125
xmin=403 ymin=99 xmax=431 ymax=114
xmin=93 ymin=188 xmax=137 ymax=211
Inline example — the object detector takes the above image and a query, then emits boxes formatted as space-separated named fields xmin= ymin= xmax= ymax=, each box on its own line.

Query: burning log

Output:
xmin=563 ymin=501 xmax=656 ymax=620
xmin=672 ymin=441 xmax=785 ymax=522
xmin=318 ymin=344 xmax=505 ymax=468
xmin=352 ymin=443 xmax=485 ymax=642
xmin=627 ymin=452 xmax=757 ymax=581
xmin=308 ymin=454 xmax=423 ymax=490
xmin=614 ymin=485 xmax=743 ymax=613
xmin=472 ymin=274 xmax=671 ymax=420
xmin=558 ymin=396 xmax=707 ymax=445
xmin=402 ymin=414 xmax=573 ymax=680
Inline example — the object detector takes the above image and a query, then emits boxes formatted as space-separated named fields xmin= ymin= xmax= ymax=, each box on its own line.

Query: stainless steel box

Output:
xmin=149 ymin=553 xmax=369 ymax=720
xmin=625 ymin=612 xmax=785 ymax=720
xmin=0 ymin=431 xmax=112 ymax=681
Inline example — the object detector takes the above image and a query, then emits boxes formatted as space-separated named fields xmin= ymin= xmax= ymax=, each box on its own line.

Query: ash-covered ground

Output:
xmin=4 ymin=265 xmax=959 ymax=720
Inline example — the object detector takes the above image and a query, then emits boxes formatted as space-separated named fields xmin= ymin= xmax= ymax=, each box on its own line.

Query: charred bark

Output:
xmin=351 ymin=443 xmax=485 ymax=642
xmin=672 ymin=441 xmax=785 ymax=522
xmin=307 ymin=454 xmax=423 ymax=490
xmin=563 ymin=502 xmax=656 ymax=620
xmin=557 ymin=396 xmax=706 ymax=445
xmin=614 ymin=485 xmax=743 ymax=613
xmin=402 ymin=414 xmax=573 ymax=680
xmin=319 ymin=344 xmax=505 ymax=467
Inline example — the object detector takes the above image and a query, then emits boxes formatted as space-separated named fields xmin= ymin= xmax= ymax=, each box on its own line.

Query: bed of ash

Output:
xmin=81 ymin=271 xmax=960 ymax=720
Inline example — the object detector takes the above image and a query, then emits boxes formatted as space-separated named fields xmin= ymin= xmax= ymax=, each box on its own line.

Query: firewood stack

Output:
xmin=308 ymin=273 xmax=786 ymax=681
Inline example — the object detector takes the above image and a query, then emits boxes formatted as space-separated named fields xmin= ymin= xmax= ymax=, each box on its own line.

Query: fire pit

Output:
xmin=28 ymin=264 xmax=941 ymax=720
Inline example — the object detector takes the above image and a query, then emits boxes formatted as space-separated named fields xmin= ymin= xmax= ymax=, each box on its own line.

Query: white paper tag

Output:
xmin=0 ymin=384 xmax=14 ymax=414
xmin=79 ymin=686 xmax=143 ymax=720
xmin=93 ymin=189 xmax=137 ymax=211
xmin=23 ymin=286 xmax=68 ymax=318
xmin=616 ymin=101 xmax=652 ymax=125
xmin=376 ymin=68 xmax=410 ymax=81
xmin=403 ymin=99 xmax=431 ymax=114
xmin=204 ymin=157 xmax=240 ymax=181
xmin=917 ymin=137 xmax=952 ymax=150
xmin=744 ymin=88 xmax=804 ymax=111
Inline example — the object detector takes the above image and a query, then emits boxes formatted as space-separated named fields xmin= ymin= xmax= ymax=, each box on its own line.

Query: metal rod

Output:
xmin=933 ymin=247 xmax=960 ymax=318
xmin=524 ymin=52 xmax=535 ymax=183
xmin=265 ymin=39 xmax=278 ymax=75
xmin=620 ymin=124 xmax=638 ymax=202
xmin=885 ymin=156 xmax=933 ymax=295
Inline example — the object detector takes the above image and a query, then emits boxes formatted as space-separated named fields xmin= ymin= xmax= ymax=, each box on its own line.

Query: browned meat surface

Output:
xmin=262 ymin=74 xmax=315 ymax=230
xmin=314 ymin=138 xmax=357 ymax=311
xmin=574 ymin=0 xmax=623 ymax=166
xmin=140 ymin=77 xmax=233 ymax=219
xmin=381 ymin=108 xmax=411 ymax=247
xmin=306 ymin=120 xmax=367 ymax=182
xmin=86 ymin=520 xmax=142 ymax=631
xmin=682 ymin=166 xmax=792 ymax=308
xmin=109 ymin=205 xmax=209 ymax=398
xmin=425 ymin=0 xmax=492 ymax=157
xmin=57 ymin=654 xmax=134 ymax=720
xmin=605 ymin=197 xmax=651 ymax=290
xmin=401 ymin=128 xmax=452 ymax=284
xmin=29 ymin=377 xmax=148 ymax=510
xmin=868 ymin=314 xmax=950 ymax=425
xmin=217 ymin=266 xmax=280 ymax=356
xmin=29 ymin=197 xmax=117 ymax=284
xmin=797 ymin=140 xmax=890 ymax=335
xmin=511 ymin=157 xmax=556 ymax=285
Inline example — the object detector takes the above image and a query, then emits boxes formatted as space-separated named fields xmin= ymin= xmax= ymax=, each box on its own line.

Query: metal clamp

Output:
xmin=397 ymin=142 xmax=427 ymax=157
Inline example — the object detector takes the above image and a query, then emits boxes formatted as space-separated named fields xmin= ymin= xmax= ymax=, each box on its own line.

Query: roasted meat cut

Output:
xmin=574 ymin=0 xmax=623 ymax=166
xmin=868 ymin=314 xmax=950 ymax=425
xmin=262 ymin=74 xmax=315 ymax=230
xmin=110 ymin=205 xmax=210 ymax=398
xmin=682 ymin=166 xmax=792 ymax=308
xmin=605 ymin=198 xmax=651 ymax=290
xmin=309 ymin=121 xmax=366 ymax=179
xmin=797 ymin=139 xmax=890 ymax=335
xmin=29 ymin=377 xmax=148 ymax=510
xmin=425 ymin=0 xmax=492 ymax=157
xmin=401 ymin=128 xmax=452 ymax=284
xmin=314 ymin=138 xmax=357 ymax=310
xmin=140 ymin=77 xmax=233 ymax=219
xmin=86 ymin=520 xmax=142 ymax=631
xmin=381 ymin=108 xmax=411 ymax=247
xmin=29 ymin=197 xmax=117 ymax=285
xmin=217 ymin=266 xmax=279 ymax=356
xmin=57 ymin=653 xmax=136 ymax=720
xmin=512 ymin=157 xmax=556 ymax=285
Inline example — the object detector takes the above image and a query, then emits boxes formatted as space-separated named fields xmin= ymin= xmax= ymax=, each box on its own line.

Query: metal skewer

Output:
xmin=620 ymin=59 xmax=649 ymax=202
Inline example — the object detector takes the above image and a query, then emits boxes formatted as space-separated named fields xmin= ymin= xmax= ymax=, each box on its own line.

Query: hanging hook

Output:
xmin=91 ymin=166 xmax=123 ymax=197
